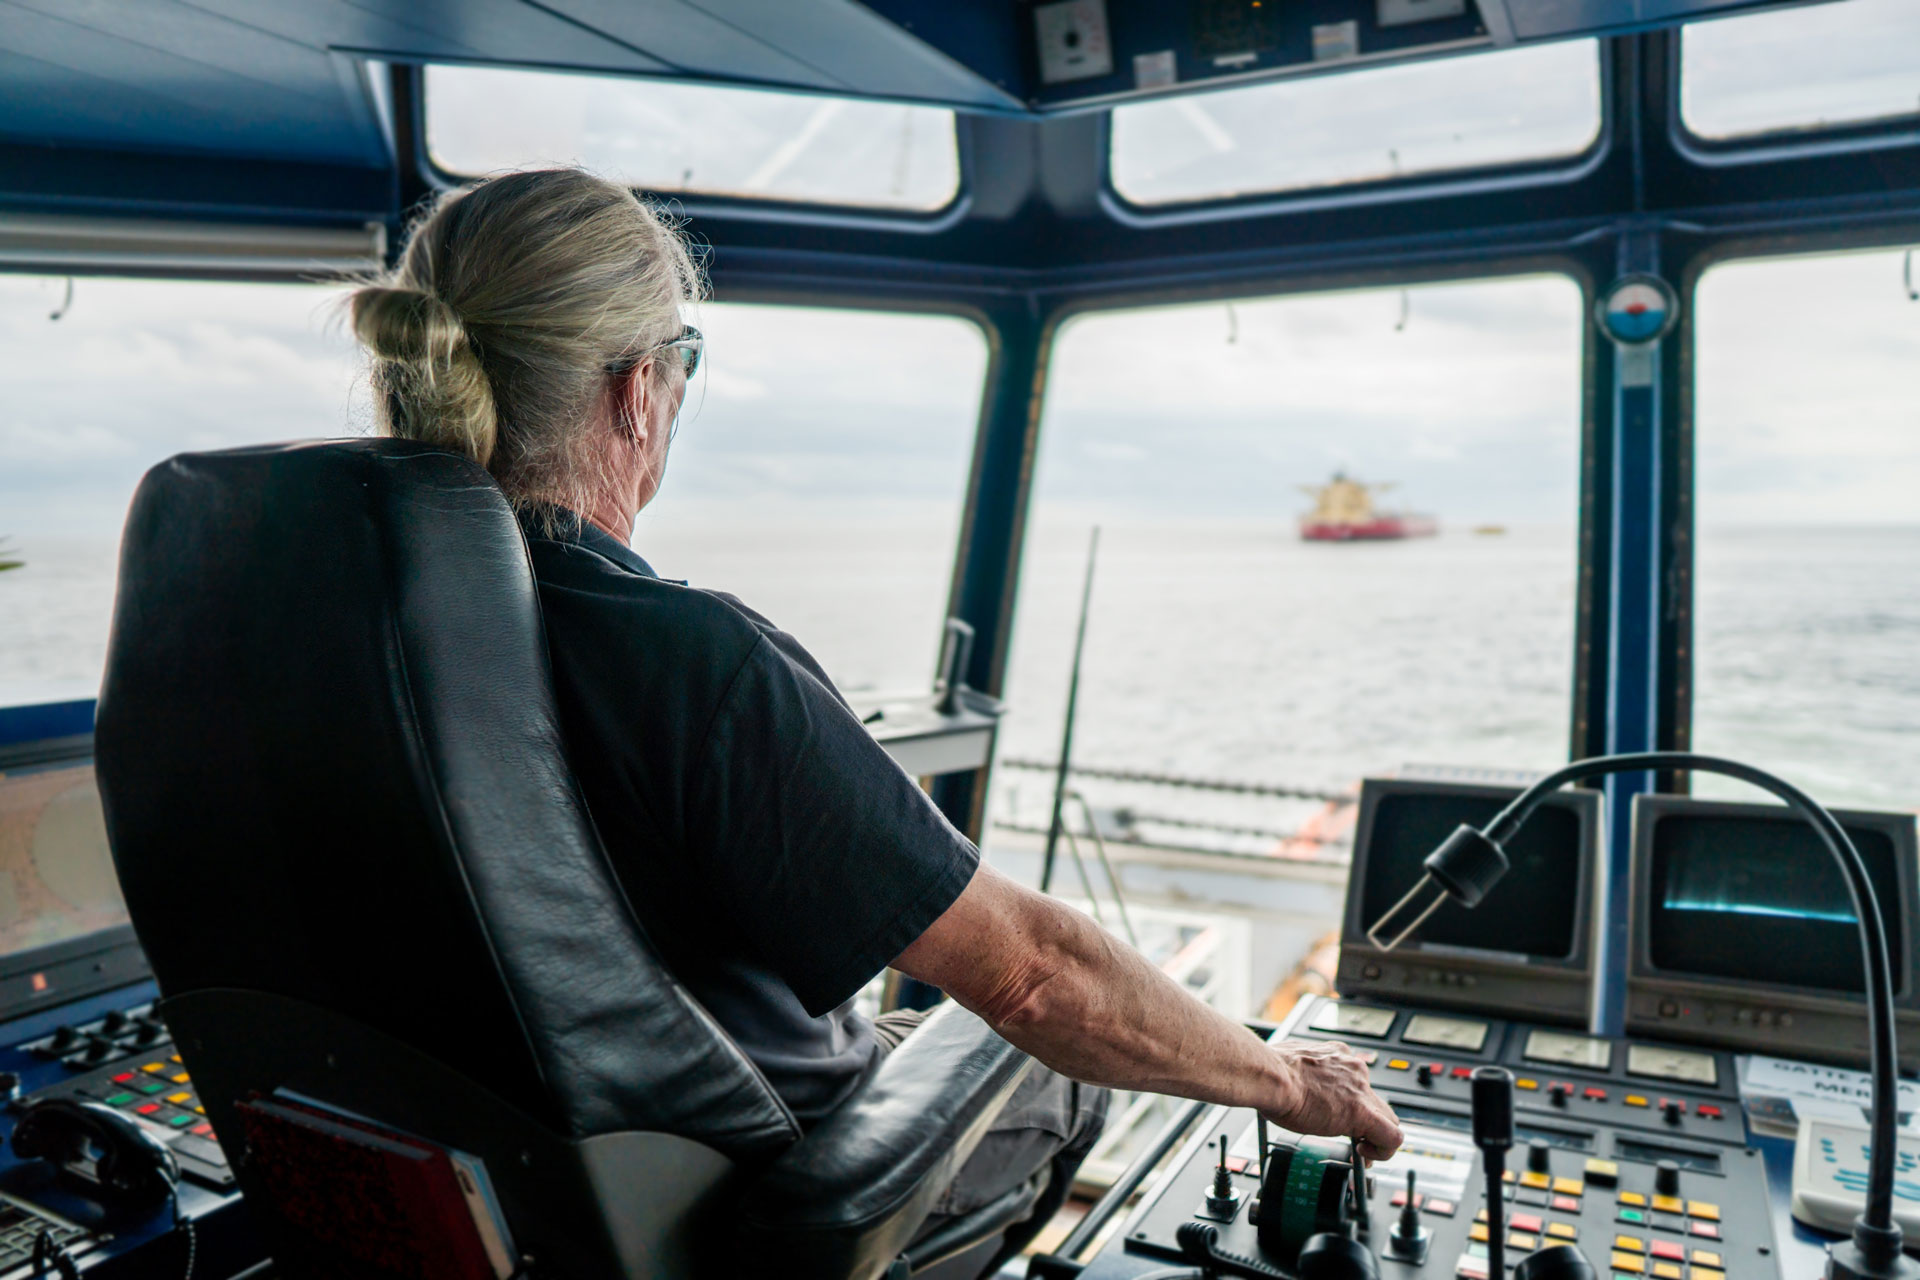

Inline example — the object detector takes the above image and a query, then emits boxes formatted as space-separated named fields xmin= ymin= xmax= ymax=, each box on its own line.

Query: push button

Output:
xmin=1619 ymin=1193 xmax=1648 ymax=1208
xmin=1649 ymin=1242 xmax=1684 ymax=1261
xmin=1520 ymin=1171 xmax=1552 ymax=1190
xmin=1389 ymin=1059 xmax=1411 ymax=1071
xmin=1651 ymin=1196 xmax=1684 ymax=1215
xmin=1470 ymin=1224 xmax=1491 ymax=1244
xmin=171 ymin=1072 xmax=190 ymax=1084
xmin=1618 ymin=1209 xmax=1648 ymax=1226
xmin=1696 ymin=1105 xmax=1722 ymax=1120
xmin=1613 ymin=1236 xmax=1646 ymax=1253
xmin=103 ymin=1092 xmax=134 ymax=1107
xmin=135 ymin=1102 xmax=160 ymax=1115
xmin=1584 ymin=1087 xmax=1608 ymax=1101
xmin=1586 ymin=1159 xmax=1621 ymax=1186
xmin=165 ymin=1092 xmax=191 ymax=1104
xmin=1552 ymin=1178 xmax=1585 ymax=1197
xmin=1691 ymin=1252 xmax=1722 ymax=1268
xmin=1509 ymin=1233 xmax=1538 ymax=1251
xmin=1611 ymin=1253 xmax=1647 ymax=1274
xmin=1692 ymin=1270 xmax=1724 ymax=1280
xmin=1687 ymin=1223 xmax=1720 ymax=1240
xmin=1453 ymin=1066 xmax=1475 ymax=1080
xmin=1625 ymin=1095 xmax=1650 ymax=1108
xmin=1517 ymin=1078 xmax=1540 ymax=1090
xmin=1511 ymin=1214 xmax=1544 ymax=1234
xmin=1547 ymin=1224 xmax=1578 ymax=1241
xmin=1428 ymin=1200 xmax=1457 ymax=1217
xmin=1686 ymin=1202 xmax=1720 ymax=1222
xmin=1652 ymin=1264 xmax=1683 ymax=1279
xmin=1551 ymin=1196 xmax=1581 ymax=1213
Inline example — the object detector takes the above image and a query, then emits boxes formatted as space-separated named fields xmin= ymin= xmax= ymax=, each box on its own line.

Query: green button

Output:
xmin=168 ymin=1114 xmax=194 ymax=1127
xmin=104 ymin=1092 xmax=134 ymax=1106
xmin=1618 ymin=1210 xmax=1647 ymax=1225
xmin=136 ymin=1081 xmax=166 ymax=1094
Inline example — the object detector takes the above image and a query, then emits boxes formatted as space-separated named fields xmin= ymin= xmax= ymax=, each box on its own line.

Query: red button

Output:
xmin=1651 ymin=1242 xmax=1685 ymax=1260
xmin=1584 ymin=1087 xmax=1607 ymax=1101
xmin=1452 ymin=1066 xmax=1474 ymax=1080
xmin=1511 ymin=1214 xmax=1544 ymax=1234
xmin=112 ymin=1072 xmax=135 ymax=1084
xmin=1689 ymin=1223 xmax=1720 ymax=1239
xmin=191 ymin=1123 xmax=213 ymax=1136
xmin=1551 ymin=1195 xmax=1581 ymax=1212
xmin=1392 ymin=1192 xmax=1425 ymax=1208
xmin=135 ymin=1102 xmax=160 ymax=1115
xmin=1697 ymin=1104 xmax=1722 ymax=1119
xmin=1426 ymin=1199 xmax=1456 ymax=1217
xmin=1428 ymin=1062 xmax=1447 ymax=1076
xmin=1226 ymin=1156 xmax=1250 ymax=1174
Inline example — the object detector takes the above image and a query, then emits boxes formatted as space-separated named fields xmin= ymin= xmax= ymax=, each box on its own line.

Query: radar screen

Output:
xmin=0 ymin=762 xmax=130 ymax=957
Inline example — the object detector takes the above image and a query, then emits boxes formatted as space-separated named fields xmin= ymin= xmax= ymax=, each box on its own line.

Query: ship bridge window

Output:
xmin=994 ymin=272 xmax=1584 ymax=868
xmin=0 ymin=275 xmax=364 ymax=708
xmin=1680 ymin=0 xmax=1920 ymax=142
xmin=1689 ymin=245 xmax=1920 ymax=811
xmin=424 ymin=66 xmax=961 ymax=213
xmin=1107 ymin=40 xmax=1601 ymax=207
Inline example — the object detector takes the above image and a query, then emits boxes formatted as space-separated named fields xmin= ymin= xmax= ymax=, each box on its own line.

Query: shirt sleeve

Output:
xmin=688 ymin=632 xmax=981 ymax=1018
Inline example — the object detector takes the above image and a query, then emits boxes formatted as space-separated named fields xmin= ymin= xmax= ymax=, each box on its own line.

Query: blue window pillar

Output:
xmin=1595 ymin=248 xmax=1679 ymax=1034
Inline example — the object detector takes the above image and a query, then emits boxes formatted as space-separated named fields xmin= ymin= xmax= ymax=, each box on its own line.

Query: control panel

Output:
xmin=1098 ymin=999 xmax=1782 ymax=1280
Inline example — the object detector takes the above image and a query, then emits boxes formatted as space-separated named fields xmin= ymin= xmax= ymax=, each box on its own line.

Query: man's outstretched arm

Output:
xmin=894 ymin=862 xmax=1403 ymax=1161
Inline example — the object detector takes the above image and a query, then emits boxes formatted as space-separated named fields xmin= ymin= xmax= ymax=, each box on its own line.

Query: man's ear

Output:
xmin=618 ymin=359 xmax=654 ymax=445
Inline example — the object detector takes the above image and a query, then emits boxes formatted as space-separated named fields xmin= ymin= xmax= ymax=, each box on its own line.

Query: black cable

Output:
xmin=1480 ymin=752 xmax=1898 ymax=1244
xmin=30 ymin=1229 xmax=79 ymax=1280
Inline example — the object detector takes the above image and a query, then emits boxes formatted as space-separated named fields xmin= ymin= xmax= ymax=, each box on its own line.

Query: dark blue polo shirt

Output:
xmin=518 ymin=512 xmax=980 ymax=1125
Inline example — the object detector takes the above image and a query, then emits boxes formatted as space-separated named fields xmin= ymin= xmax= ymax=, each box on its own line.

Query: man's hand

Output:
xmin=1265 ymin=1039 xmax=1403 ymax=1162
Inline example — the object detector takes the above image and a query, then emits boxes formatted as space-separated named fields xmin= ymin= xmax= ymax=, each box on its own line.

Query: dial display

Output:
xmin=1524 ymin=1030 xmax=1614 ymax=1070
xmin=1307 ymin=1002 xmax=1397 ymax=1039
xmin=1401 ymin=1015 xmax=1490 ymax=1052
xmin=1627 ymin=1042 xmax=1719 ymax=1087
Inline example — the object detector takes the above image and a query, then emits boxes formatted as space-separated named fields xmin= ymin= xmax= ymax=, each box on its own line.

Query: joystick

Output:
xmin=1387 ymin=1169 xmax=1433 ymax=1264
xmin=1515 ymin=1242 xmax=1598 ymax=1280
xmin=1203 ymin=1134 xmax=1243 ymax=1220
xmin=1347 ymin=1140 xmax=1372 ymax=1236
xmin=1473 ymin=1067 xmax=1517 ymax=1280
xmin=1298 ymin=1229 xmax=1382 ymax=1280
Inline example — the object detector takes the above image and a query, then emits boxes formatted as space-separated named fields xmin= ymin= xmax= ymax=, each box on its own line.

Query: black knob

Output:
xmin=1298 ymin=1231 xmax=1383 ymax=1280
xmin=47 ymin=1026 xmax=77 ymax=1051
xmin=1528 ymin=1138 xmax=1552 ymax=1173
xmin=82 ymin=1040 xmax=111 ymax=1062
xmin=1471 ymin=1067 xmax=1515 ymax=1153
xmin=133 ymin=1022 xmax=163 ymax=1045
xmin=1550 ymin=1083 xmax=1569 ymax=1108
xmin=0 ymin=1072 xmax=19 ymax=1102
xmin=1514 ymin=1242 xmax=1598 ymax=1280
xmin=1417 ymin=1063 xmax=1434 ymax=1086
xmin=1663 ymin=1099 xmax=1683 ymax=1125
xmin=102 ymin=1010 xmax=129 ymax=1033
xmin=1655 ymin=1160 xmax=1681 ymax=1196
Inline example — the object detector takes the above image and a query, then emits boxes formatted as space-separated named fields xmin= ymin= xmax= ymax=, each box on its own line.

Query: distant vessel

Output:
xmin=1297 ymin=473 xmax=1437 ymax=542
xmin=0 ymin=540 xmax=21 ymax=572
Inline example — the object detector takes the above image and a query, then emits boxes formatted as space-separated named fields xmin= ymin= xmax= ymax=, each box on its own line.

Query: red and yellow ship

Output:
xmin=1298 ymin=473 xmax=1438 ymax=542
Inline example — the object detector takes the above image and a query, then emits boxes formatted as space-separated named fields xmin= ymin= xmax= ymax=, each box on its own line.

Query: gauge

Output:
xmin=1524 ymin=1030 xmax=1614 ymax=1071
xmin=1401 ymin=1015 xmax=1489 ymax=1053
xmin=1308 ymin=1002 xmax=1397 ymax=1039
xmin=1627 ymin=1043 xmax=1719 ymax=1087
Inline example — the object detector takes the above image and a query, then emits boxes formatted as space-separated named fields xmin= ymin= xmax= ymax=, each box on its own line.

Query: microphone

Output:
xmin=1364 ymin=751 xmax=1915 ymax=1280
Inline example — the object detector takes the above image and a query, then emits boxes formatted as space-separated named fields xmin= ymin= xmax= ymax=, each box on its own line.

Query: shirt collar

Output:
xmin=520 ymin=506 xmax=662 ymax=580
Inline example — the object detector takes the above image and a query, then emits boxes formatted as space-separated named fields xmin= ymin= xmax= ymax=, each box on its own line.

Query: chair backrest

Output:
xmin=95 ymin=439 xmax=799 ymax=1160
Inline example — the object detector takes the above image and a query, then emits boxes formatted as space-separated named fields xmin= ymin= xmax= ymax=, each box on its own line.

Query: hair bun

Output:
xmin=349 ymin=285 xmax=468 ymax=366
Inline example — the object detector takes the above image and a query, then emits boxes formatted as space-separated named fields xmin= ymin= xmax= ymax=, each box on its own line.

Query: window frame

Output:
xmin=1024 ymin=256 xmax=1603 ymax=768
xmin=1668 ymin=20 xmax=1920 ymax=166
xmin=1670 ymin=224 xmax=1920 ymax=775
xmin=1097 ymin=40 xmax=1614 ymax=225
xmin=417 ymin=61 xmax=976 ymax=231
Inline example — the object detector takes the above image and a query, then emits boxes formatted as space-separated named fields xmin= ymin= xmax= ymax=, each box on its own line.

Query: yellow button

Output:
xmin=1477 ymin=1209 xmax=1490 ymax=1224
xmin=1612 ymin=1253 xmax=1647 ymax=1274
xmin=1517 ymin=1078 xmax=1540 ymax=1090
xmin=142 ymin=1062 xmax=167 ymax=1074
xmin=1620 ymin=1193 xmax=1649 ymax=1208
xmin=171 ymin=1072 xmax=190 ymax=1084
xmin=1521 ymin=1171 xmax=1552 ymax=1189
xmin=165 ymin=1092 xmax=191 ymax=1104
xmin=1389 ymin=1059 xmax=1411 ymax=1070
xmin=1651 ymin=1196 xmax=1683 ymax=1215
xmin=1625 ymin=1094 xmax=1650 ymax=1107
xmin=194 ymin=1105 xmax=205 ymax=1114
xmin=1615 ymin=1237 xmax=1647 ymax=1254
xmin=1553 ymin=1178 xmax=1586 ymax=1197
xmin=1547 ymin=1224 xmax=1578 ymax=1241
xmin=1692 ymin=1270 xmax=1724 ymax=1280
xmin=1586 ymin=1158 xmax=1621 ymax=1185
xmin=1471 ymin=1224 xmax=1491 ymax=1243
xmin=169 ymin=1054 xmax=182 ymax=1063
xmin=1654 ymin=1264 xmax=1683 ymax=1279
xmin=1510 ymin=1233 xmax=1539 ymax=1250
xmin=1686 ymin=1202 xmax=1720 ymax=1222
xmin=1692 ymin=1252 xmax=1723 ymax=1269
xmin=1505 ymin=1170 xmax=1518 ymax=1183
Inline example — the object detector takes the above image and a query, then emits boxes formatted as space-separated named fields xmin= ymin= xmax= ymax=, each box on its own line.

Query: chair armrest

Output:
xmin=728 ymin=1001 xmax=1034 ymax=1280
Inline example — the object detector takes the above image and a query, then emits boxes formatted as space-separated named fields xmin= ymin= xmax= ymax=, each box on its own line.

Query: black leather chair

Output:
xmin=94 ymin=440 xmax=1037 ymax=1280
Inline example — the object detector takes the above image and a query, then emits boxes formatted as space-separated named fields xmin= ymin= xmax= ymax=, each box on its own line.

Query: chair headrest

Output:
xmin=96 ymin=439 xmax=798 ymax=1156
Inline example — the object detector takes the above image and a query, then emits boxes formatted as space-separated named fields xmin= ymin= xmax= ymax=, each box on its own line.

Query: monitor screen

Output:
xmin=0 ymin=760 xmax=131 ymax=957
xmin=1358 ymin=791 xmax=1587 ymax=962
xmin=1647 ymin=812 xmax=1908 ymax=998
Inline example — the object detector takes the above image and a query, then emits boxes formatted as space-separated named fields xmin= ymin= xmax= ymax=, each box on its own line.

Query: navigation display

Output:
xmin=1647 ymin=812 xmax=1908 ymax=998
xmin=1357 ymin=791 xmax=1586 ymax=961
xmin=0 ymin=761 xmax=130 ymax=958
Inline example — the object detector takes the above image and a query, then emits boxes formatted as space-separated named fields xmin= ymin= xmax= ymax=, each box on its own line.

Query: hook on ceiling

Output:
xmin=1904 ymin=248 xmax=1917 ymax=302
xmin=48 ymin=277 xmax=73 ymax=322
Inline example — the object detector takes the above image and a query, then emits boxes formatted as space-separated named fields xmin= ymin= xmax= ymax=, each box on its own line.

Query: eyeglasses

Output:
xmin=608 ymin=325 xmax=702 ymax=382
